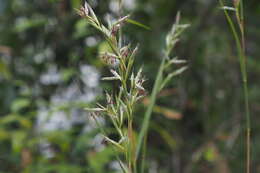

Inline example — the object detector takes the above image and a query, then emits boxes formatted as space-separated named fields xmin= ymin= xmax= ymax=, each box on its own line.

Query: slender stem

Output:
xmin=243 ymin=77 xmax=251 ymax=173
xmin=220 ymin=0 xmax=251 ymax=172
xmin=136 ymin=57 xmax=166 ymax=159
xmin=140 ymin=133 xmax=147 ymax=173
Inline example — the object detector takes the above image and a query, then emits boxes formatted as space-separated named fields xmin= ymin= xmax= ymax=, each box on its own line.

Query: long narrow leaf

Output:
xmin=126 ymin=19 xmax=151 ymax=30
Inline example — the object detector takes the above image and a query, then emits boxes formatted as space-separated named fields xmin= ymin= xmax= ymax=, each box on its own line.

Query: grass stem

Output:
xmin=220 ymin=0 xmax=251 ymax=172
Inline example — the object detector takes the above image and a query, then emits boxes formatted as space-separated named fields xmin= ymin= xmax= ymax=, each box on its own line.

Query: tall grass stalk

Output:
xmin=78 ymin=2 xmax=146 ymax=172
xmin=136 ymin=13 xmax=189 ymax=172
xmin=220 ymin=0 xmax=251 ymax=172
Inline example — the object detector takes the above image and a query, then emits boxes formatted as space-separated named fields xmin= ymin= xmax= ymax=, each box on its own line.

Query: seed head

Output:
xmin=110 ymin=15 xmax=130 ymax=36
xmin=120 ymin=46 xmax=130 ymax=58
xmin=77 ymin=2 xmax=89 ymax=17
xmin=116 ymin=15 xmax=130 ymax=25
xmin=99 ymin=52 xmax=119 ymax=66
xmin=111 ymin=24 xmax=121 ymax=36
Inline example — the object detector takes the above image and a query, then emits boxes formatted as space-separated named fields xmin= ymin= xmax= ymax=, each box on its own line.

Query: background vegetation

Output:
xmin=0 ymin=0 xmax=260 ymax=172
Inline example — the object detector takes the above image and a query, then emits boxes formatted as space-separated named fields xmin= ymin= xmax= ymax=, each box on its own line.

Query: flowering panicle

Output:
xmin=78 ymin=2 xmax=145 ymax=172
xmin=79 ymin=3 xmax=188 ymax=172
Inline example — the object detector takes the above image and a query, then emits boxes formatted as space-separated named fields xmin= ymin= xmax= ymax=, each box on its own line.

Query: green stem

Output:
xmin=220 ymin=1 xmax=251 ymax=172
xmin=140 ymin=134 xmax=147 ymax=173
xmin=136 ymin=57 xmax=166 ymax=160
xmin=244 ymin=77 xmax=251 ymax=173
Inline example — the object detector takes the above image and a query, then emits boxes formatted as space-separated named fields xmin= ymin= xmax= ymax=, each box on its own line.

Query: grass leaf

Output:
xmin=126 ymin=19 xmax=151 ymax=30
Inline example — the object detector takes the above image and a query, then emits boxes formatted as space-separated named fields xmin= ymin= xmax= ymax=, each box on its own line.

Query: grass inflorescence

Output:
xmin=78 ymin=2 xmax=145 ymax=172
xmin=78 ymin=2 xmax=188 ymax=172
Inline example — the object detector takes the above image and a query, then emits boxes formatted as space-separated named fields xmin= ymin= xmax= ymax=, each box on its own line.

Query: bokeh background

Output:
xmin=0 ymin=0 xmax=259 ymax=172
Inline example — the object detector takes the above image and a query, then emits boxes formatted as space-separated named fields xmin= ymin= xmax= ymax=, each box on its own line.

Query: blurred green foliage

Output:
xmin=0 ymin=0 xmax=260 ymax=172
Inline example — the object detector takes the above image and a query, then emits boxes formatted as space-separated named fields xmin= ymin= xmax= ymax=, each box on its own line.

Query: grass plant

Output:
xmin=220 ymin=0 xmax=251 ymax=172
xmin=78 ymin=2 xmax=188 ymax=172
xmin=136 ymin=12 xmax=189 ymax=173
